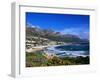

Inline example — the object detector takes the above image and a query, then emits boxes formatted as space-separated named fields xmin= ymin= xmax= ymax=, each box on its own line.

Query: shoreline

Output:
xmin=26 ymin=45 xmax=49 ymax=53
xmin=26 ymin=43 xmax=80 ymax=53
xmin=26 ymin=44 xmax=62 ymax=53
xmin=26 ymin=44 xmax=89 ymax=58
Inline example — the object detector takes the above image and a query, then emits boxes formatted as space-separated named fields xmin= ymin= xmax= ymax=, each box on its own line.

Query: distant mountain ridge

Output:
xmin=26 ymin=26 xmax=89 ymax=43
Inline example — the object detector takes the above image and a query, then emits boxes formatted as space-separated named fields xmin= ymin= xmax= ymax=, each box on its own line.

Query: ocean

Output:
xmin=44 ymin=43 xmax=89 ymax=58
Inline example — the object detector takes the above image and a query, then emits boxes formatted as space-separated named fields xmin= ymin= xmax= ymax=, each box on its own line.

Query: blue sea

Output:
xmin=44 ymin=43 xmax=89 ymax=57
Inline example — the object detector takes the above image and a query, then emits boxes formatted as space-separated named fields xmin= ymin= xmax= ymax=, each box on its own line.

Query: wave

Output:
xmin=44 ymin=44 xmax=89 ymax=57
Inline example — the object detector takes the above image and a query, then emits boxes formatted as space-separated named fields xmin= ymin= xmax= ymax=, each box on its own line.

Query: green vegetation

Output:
xmin=26 ymin=52 xmax=89 ymax=67
xmin=26 ymin=51 xmax=48 ymax=67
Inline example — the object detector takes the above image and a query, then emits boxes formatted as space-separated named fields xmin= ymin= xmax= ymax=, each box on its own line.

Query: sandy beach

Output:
xmin=26 ymin=46 xmax=48 ymax=53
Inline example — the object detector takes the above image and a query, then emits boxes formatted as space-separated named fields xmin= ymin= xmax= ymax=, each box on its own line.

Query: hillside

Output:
xmin=26 ymin=26 xmax=89 ymax=43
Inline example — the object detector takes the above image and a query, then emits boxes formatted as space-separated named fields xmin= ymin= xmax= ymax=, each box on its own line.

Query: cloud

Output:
xmin=26 ymin=23 xmax=40 ymax=29
xmin=60 ymin=27 xmax=89 ymax=39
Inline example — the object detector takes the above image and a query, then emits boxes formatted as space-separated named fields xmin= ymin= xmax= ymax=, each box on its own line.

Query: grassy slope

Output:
xmin=26 ymin=52 xmax=89 ymax=67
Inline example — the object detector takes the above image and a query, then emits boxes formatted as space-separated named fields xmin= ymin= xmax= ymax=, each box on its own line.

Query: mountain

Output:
xmin=26 ymin=26 xmax=89 ymax=43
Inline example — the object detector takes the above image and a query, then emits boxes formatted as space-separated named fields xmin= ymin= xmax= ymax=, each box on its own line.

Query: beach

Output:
xmin=26 ymin=43 xmax=89 ymax=58
xmin=26 ymin=45 xmax=48 ymax=53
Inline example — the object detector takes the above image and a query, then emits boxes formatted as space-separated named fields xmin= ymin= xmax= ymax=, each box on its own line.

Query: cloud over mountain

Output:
xmin=59 ymin=27 xmax=89 ymax=39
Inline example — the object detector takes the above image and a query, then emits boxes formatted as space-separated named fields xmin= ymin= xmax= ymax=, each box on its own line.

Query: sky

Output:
xmin=26 ymin=12 xmax=89 ymax=39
